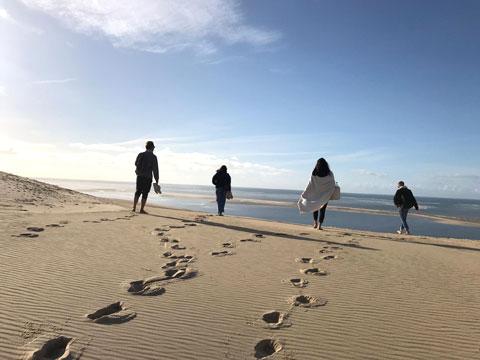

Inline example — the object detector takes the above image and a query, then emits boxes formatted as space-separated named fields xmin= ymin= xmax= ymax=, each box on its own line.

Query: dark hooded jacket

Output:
xmin=212 ymin=170 xmax=231 ymax=191
xmin=394 ymin=186 xmax=419 ymax=210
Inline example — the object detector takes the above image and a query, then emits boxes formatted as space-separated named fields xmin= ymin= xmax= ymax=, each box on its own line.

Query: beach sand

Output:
xmin=1 ymin=171 xmax=480 ymax=359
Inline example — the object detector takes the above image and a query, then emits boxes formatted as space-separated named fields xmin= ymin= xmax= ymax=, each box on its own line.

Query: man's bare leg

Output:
xmin=132 ymin=194 xmax=140 ymax=212
xmin=139 ymin=197 xmax=148 ymax=214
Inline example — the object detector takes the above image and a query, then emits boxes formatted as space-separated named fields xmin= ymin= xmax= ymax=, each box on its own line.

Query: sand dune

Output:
xmin=1 ymin=172 xmax=480 ymax=359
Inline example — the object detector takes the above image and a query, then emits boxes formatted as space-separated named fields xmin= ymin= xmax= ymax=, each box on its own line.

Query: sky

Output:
xmin=0 ymin=0 xmax=479 ymax=198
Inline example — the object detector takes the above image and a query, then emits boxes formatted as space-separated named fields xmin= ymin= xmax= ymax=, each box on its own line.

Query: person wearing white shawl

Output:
xmin=297 ymin=158 xmax=335 ymax=230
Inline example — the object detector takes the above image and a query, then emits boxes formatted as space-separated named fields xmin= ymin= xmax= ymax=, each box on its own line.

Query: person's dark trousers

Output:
xmin=399 ymin=207 xmax=410 ymax=232
xmin=313 ymin=203 xmax=328 ymax=224
xmin=216 ymin=187 xmax=227 ymax=214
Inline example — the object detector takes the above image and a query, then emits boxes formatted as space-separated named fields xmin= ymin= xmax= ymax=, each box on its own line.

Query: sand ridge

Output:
xmin=1 ymin=174 xmax=480 ymax=359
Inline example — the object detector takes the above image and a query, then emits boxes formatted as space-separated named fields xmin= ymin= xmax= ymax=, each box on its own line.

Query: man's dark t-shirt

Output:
xmin=135 ymin=151 xmax=159 ymax=182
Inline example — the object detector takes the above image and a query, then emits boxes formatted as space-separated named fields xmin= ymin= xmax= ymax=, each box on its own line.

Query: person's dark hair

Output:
xmin=218 ymin=165 xmax=227 ymax=172
xmin=145 ymin=141 xmax=155 ymax=150
xmin=398 ymin=181 xmax=405 ymax=187
xmin=312 ymin=158 xmax=331 ymax=177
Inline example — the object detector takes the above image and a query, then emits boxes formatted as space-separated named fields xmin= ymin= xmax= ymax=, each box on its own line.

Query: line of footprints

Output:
xmin=252 ymin=238 xmax=345 ymax=359
xmin=17 ymin=214 xmax=348 ymax=359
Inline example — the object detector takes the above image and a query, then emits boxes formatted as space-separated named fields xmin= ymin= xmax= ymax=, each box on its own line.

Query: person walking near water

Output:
xmin=393 ymin=181 xmax=419 ymax=235
xmin=132 ymin=141 xmax=159 ymax=214
xmin=298 ymin=158 xmax=336 ymax=230
xmin=212 ymin=165 xmax=231 ymax=216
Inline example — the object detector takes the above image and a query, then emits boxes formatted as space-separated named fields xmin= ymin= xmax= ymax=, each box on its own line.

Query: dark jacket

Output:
xmin=212 ymin=171 xmax=231 ymax=191
xmin=394 ymin=187 xmax=418 ymax=210
xmin=135 ymin=151 xmax=159 ymax=182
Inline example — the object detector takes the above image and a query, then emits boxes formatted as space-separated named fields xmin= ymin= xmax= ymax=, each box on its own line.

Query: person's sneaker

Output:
xmin=139 ymin=210 xmax=148 ymax=214
xmin=396 ymin=230 xmax=403 ymax=234
xmin=405 ymin=231 xmax=411 ymax=235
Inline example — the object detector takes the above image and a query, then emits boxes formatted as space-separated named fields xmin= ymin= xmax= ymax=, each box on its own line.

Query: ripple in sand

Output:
xmin=254 ymin=339 xmax=283 ymax=359
xmin=12 ymin=233 xmax=39 ymax=238
xmin=261 ymin=311 xmax=290 ymax=329
xmin=26 ymin=335 xmax=73 ymax=360
xmin=300 ymin=267 xmax=328 ymax=276
xmin=240 ymin=238 xmax=261 ymax=243
xmin=26 ymin=227 xmax=44 ymax=232
xmin=86 ymin=301 xmax=136 ymax=324
xmin=210 ymin=250 xmax=233 ymax=257
xmin=290 ymin=295 xmax=327 ymax=308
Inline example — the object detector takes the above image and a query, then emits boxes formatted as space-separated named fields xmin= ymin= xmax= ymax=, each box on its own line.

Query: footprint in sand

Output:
xmin=295 ymin=257 xmax=315 ymax=264
xmin=300 ymin=267 xmax=328 ymax=276
xmin=26 ymin=227 xmax=44 ymax=232
xmin=171 ymin=244 xmax=186 ymax=250
xmin=169 ymin=225 xmax=186 ymax=229
xmin=184 ymin=223 xmax=197 ymax=227
xmin=290 ymin=295 xmax=328 ymax=308
xmin=159 ymin=237 xmax=170 ymax=243
xmin=254 ymin=339 xmax=283 ymax=359
xmin=288 ymin=278 xmax=309 ymax=288
xmin=161 ymin=258 xmax=194 ymax=269
xmin=261 ymin=311 xmax=291 ymax=329
xmin=322 ymin=255 xmax=337 ymax=261
xmin=253 ymin=234 xmax=265 ymax=238
xmin=127 ymin=281 xmax=166 ymax=296
xmin=299 ymin=232 xmax=310 ymax=236
xmin=59 ymin=221 xmax=69 ymax=225
xmin=12 ymin=233 xmax=39 ymax=238
xmin=151 ymin=231 xmax=165 ymax=236
xmin=25 ymin=336 xmax=74 ymax=360
xmin=128 ymin=268 xmax=197 ymax=295
xmin=46 ymin=224 xmax=64 ymax=228
xmin=210 ymin=250 xmax=233 ymax=257
xmin=86 ymin=301 xmax=136 ymax=324
xmin=162 ymin=252 xmax=194 ymax=261
xmin=222 ymin=242 xmax=235 ymax=248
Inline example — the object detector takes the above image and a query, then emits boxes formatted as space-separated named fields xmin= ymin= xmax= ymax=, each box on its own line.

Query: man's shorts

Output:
xmin=136 ymin=176 xmax=152 ymax=198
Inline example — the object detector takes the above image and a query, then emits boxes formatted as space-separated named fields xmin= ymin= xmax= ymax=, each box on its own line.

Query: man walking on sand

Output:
xmin=133 ymin=141 xmax=159 ymax=214
xmin=393 ymin=181 xmax=419 ymax=235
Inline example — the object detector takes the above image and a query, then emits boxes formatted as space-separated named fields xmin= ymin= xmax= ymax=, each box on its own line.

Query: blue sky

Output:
xmin=0 ymin=0 xmax=479 ymax=198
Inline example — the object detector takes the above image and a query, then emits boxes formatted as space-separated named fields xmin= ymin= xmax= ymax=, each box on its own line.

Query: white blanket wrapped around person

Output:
xmin=297 ymin=173 xmax=337 ymax=213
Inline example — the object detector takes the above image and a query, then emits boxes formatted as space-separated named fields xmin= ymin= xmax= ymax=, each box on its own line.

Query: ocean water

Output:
xmin=45 ymin=179 xmax=480 ymax=241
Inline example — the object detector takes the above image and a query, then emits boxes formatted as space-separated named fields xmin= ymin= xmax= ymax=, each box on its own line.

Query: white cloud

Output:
xmin=0 ymin=7 xmax=12 ymax=21
xmin=354 ymin=169 xmax=387 ymax=177
xmin=20 ymin=0 xmax=280 ymax=54
xmin=0 ymin=136 xmax=292 ymax=188
xmin=31 ymin=78 xmax=77 ymax=85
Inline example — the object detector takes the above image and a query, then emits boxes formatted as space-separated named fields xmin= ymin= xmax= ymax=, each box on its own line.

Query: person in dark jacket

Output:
xmin=132 ymin=141 xmax=159 ymax=214
xmin=393 ymin=181 xmax=419 ymax=234
xmin=212 ymin=165 xmax=231 ymax=216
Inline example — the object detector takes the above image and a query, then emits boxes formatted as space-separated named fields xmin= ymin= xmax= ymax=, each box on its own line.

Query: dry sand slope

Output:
xmin=1 ymin=172 xmax=480 ymax=360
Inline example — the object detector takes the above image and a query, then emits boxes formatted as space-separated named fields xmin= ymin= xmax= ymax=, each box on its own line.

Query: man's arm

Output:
xmin=411 ymin=192 xmax=419 ymax=210
xmin=135 ymin=153 xmax=141 ymax=166
xmin=212 ymin=174 xmax=218 ymax=186
xmin=153 ymin=156 xmax=159 ymax=183
xmin=393 ymin=190 xmax=401 ymax=207
xmin=226 ymin=174 xmax=231 ymax=191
